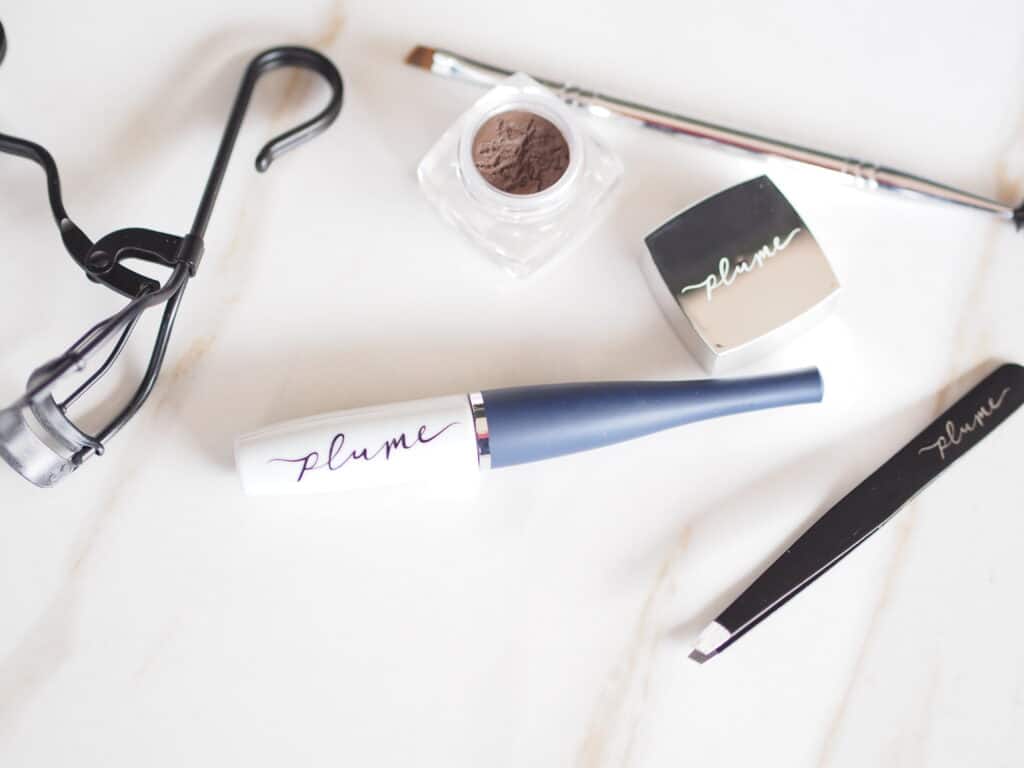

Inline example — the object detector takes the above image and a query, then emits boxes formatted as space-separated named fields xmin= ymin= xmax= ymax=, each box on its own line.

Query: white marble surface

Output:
xmin=1 ymin=1 xmax=1023 ymax=765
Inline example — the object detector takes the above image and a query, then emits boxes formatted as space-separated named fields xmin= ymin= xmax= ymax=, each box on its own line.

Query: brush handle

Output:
xmin=574 ymin=90 xmax=1017 ymax=223
xmin=481 ymin=368 xmax=823 ymax=468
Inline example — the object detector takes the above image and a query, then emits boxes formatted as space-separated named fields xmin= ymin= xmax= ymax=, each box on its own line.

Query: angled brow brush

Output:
xmin=689 ymin=363 xmax=1024 ymax=663
xmin=406 ymin=46 xmax=1023 ymax=230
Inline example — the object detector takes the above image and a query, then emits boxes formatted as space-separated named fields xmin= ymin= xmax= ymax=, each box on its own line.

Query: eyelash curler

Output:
xmin=0 ymin=21 xmax=344 ymax=487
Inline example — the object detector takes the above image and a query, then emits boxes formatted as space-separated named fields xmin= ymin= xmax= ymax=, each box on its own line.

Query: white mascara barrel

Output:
xmin=234 ymin=394 xmax=480 ymax=496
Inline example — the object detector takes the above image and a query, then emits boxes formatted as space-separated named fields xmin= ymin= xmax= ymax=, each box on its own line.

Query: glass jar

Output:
xmin=418 ymin=73 xmax=623 ymax=277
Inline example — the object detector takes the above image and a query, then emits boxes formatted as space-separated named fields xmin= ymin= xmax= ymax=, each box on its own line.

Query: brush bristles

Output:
xmin=1014 ymin=202 xmax=1023 ymax=231
xmin=405 ymin=45 xmax=436 ymax=70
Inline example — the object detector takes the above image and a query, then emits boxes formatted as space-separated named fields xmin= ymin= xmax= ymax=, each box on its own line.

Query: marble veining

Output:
xmin=578 ymin=527 xmax=690 ymax=768
xmin=0 ymin=1 xmax=1022 ymax=767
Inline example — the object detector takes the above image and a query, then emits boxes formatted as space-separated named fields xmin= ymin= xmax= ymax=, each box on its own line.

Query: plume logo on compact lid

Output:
xmin=643 ymin=176 xmax=840 ymax=373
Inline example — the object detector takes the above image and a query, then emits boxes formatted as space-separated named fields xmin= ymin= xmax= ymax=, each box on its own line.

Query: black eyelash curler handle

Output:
xmin=0 ymin=21 xmax=344 ymax=487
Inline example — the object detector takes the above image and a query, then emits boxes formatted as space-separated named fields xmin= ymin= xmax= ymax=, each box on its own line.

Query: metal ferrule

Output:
xmin=468 ymin=392 xmax=491 ymax=470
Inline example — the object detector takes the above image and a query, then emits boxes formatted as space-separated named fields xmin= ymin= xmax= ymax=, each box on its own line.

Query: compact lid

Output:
xmin=643 ymin=176 xmax=840 ymax=373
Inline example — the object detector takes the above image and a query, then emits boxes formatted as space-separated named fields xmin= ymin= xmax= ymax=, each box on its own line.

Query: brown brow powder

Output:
xmin=471 ymin=110 xmax=570 ymax=195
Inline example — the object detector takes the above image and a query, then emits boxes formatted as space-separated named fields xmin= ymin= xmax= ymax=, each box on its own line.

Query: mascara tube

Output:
xmin=234 ymin=367 xmax=823 ymax=496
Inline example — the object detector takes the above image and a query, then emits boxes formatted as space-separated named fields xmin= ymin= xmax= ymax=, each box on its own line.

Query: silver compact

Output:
xmin=642 ymin=176 xmax=840 ymax=373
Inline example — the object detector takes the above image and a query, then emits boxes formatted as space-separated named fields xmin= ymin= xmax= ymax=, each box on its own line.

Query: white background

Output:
xmin=1 ymin=0 xmax=1022 ymax=765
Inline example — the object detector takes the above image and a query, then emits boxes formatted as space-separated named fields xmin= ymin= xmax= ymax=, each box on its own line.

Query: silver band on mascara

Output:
xmin=918 ymin=387 xmax=1011 ymax=461
xmin=679 ymin=227 xmax=801 ymax=301
xmin=468 ymin=392 xmax=491 ymax=470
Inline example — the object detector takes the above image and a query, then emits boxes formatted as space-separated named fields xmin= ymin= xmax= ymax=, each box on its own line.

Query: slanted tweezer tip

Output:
xmin=691 ymin=620 xmax=730 ymax=660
